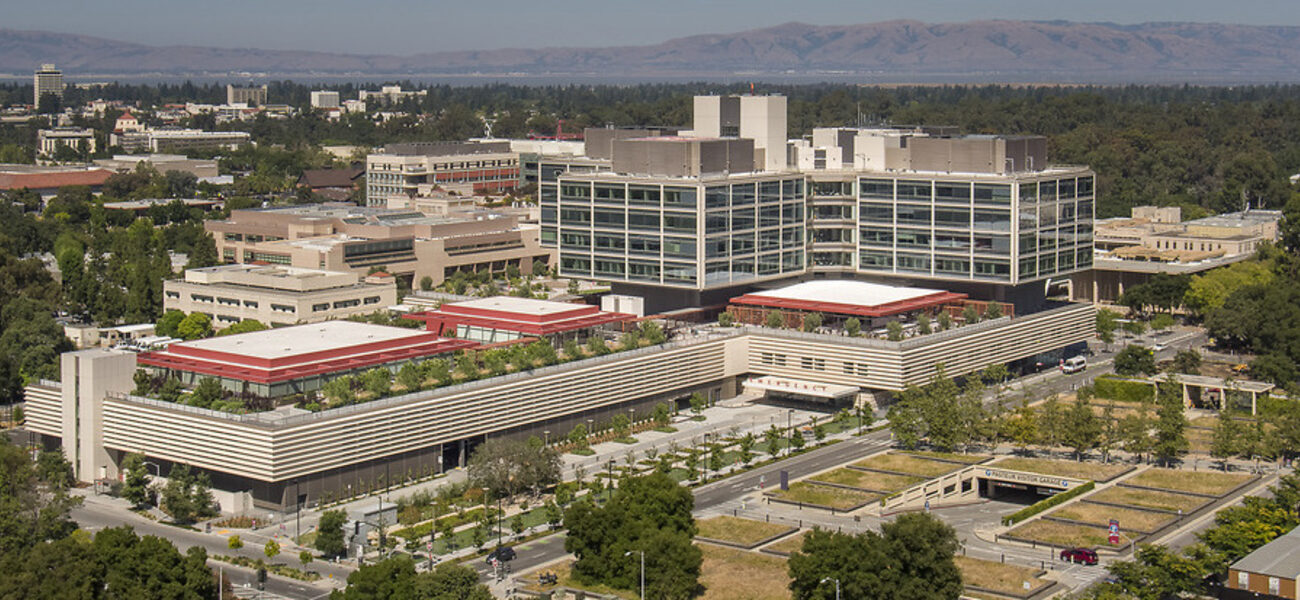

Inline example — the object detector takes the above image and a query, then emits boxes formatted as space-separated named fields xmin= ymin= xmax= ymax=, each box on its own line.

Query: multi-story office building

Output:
xmin=365 ymin=142 xmax=520 ymax=205
xmin=163 ymin=264 xmax=399 ymax=329
xmin=206 ymin=203 xmax=554 ymax=288
xmin=34 ymin=64 xmax=63 ymax=108
xmin=37 ymin=127 xmax=96 ymax=157
xmin=309 ymin=90 xmax=340 ymax=109
xmin=111 ymin=129 xmax=251 ymax=153
xmin=226 ymin=84 xmax=268 ymax=106
xmin=552 ymin=136 xmax=809 ymax=311
xmin=543 ymin=100 xmax=1096 ymax=313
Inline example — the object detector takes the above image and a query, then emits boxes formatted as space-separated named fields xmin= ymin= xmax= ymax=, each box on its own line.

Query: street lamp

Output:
xmin=625 ymin=550 xmax=645 ymax=599
xmin=292 ymin=479 xmax=300 ymax=544
xmin=820 ymin=577 xmax=841 ymax=600
xmin=543 ymin=430 xmax=550 ymax=446
xmin=143 ymin=461 xmax=161 ymax=478
xmin=787 ymin=409 xmax=795 ymax=456
xmin=607 ymin=459 xmax=615 ymax=501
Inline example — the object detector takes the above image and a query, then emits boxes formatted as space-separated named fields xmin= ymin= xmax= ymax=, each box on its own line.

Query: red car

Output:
xmin=1060 ymin=548 xmax=1099 ymax=565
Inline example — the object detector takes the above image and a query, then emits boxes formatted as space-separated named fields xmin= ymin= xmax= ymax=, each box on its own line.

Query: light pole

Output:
xmin=820 ymin=577 xmax=840 ymax=600
xmin=625 ymin=550 xmax=645 ymax=599
xmin=607 ymin=459 xmax=615 ymax=501
xmin=143 ymin=461 xmax=161 ymax=478
xmin=787 ymin=409 xmax=795 ymax=456
xmin=543 ymin=430 xmax=550 ymax=446
xmin=292 ymin=479 xmax=300 ymax=544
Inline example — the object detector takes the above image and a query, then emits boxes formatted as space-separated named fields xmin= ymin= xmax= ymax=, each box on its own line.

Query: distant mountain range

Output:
xmin=2 ymin=20 xmax=1299 ymax=83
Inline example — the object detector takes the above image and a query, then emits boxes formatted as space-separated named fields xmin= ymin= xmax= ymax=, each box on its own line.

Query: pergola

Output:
xmin=1134 ymin=374 xmax=1276 ymax=415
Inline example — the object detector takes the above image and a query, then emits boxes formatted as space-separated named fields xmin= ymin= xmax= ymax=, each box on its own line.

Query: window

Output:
xmin=731 ymin=184 xmax=755 ymax=206
xmin=935 ymin=233 xmax=970 ymax=251
xmin=860 ymin=178 xmax=893 ymax=198
xmin=593 ymin=208 xmax=624 ymax=227
xmin=897 ymin=253 xmax=931 ymax=273
xmin=760 ymin=352 xmax=787 ymax=366
xmin=561 ymin=256 xmax=591 ymax=275
xmin=973 ymin=209 xmax=1011 ymax=231
xmin=934 ymin=182 xmax=970 ymax=203
xmin=860 ymin=250 xmax=893 ymax=268
xmin=594 ymin=234 xmax=625 ymax=251
xmin=629 ymin=185 xmax=661 ymax=206
xmin=1236 ymin=572 xmax=1247 ymax=588
xmin=663 ymin=262 xmax=696 ymax=284
xmin=663 ymin=214 xmax=695 ymax=233
xmin=312 ymin=303 xmax=330 ymax=312
xmin=1018 ymin=182 xmax=1037 ymax=204
xmin=559 ymin=184 xmax=590 ymax=199
xmin=560 ymin=232 xmax=590 ymax=249
xmin=629 ymin=235 xmax=661 ymax=255
xmin=594 ymin=185 xmax=625 ymax=201
xmin=271 ymin=304 xmax=294 ymax=313
xmin=974 ymin=183 xmax=1012 ymax=205
xmin=1038 ymin=254 xmax=1056 ymax=274
xmin=860 ymin=203 xmax=893 ymax=223
xmin=973 ymin=234 xmax=1011 ymax=255
xmin=594 ymin=259 xmax=625 ymax=276
xmin=165 ymin=291 xmax=180 ymax=299
xmin=191 ymin=294 xmax=213 ymax=303
xmin=364 ymin=296 xmax=381 ymax=304
xmin=800 ymin=357 xmax=826 ymax=371
xmin=560 ymin=207 xmax=592 ymax=225
xmin=1077 ymin=176 xmax=1094 ymax=196
xmin=934 ymin=208 xmax=970 ymax=228
xmin=1019 ymin=256 xmax=1036 ymax=279
xmin=333 ymin=299 xmax=360 ymax=309
xmin=760 ymin=205 xmax=781 ymax=228
xmin=705 ymin=187 xmax=729 ymax=209
xmin=896 ymin=205 xmax=931 ymax=226
xmin=896 ymin=180 xmax=931 ymax=201
xmin=663 ymin=187 xmax=696 ymax=208
xmin=896 ymin=231 xmax=931 ymax=248
xmin=974 ymin=260 xmax=1011 ymax=279
xmin=1057 ymin=178 xmax=1076 ymax=200
xmin=628 ymin=261 xmax=659 ymax=281
xmin=935 ymin=257 xmax=969 ymax=275
xmin=628 ymin=211 xmax=659 ymax=231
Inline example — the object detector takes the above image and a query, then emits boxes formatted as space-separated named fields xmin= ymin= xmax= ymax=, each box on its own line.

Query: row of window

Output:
xmin=859 ymin=176 xmax=1094 ymax=203
xmin=757 ymin=351 xmax=869 ymax=376
xmin=559 ymin=250 xmax=805 ymax=284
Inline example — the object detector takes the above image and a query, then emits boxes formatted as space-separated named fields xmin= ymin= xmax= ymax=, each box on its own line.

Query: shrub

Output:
xmin=1094 ymin=376 xmax=1155 ymax=404
xmin=1001 ymin=481 xmax=1095 ymax=526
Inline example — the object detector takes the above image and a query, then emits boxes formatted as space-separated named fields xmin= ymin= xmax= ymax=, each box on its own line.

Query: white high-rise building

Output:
xmin=34 ymin=64 xmax=64 ymax=108
xmin=310 ymin=90 xmax=340 ymax=109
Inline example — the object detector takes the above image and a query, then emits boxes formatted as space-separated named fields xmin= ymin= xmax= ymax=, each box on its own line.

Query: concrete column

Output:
xmin=1251 ymin=391 xmax=1257 ymax=416
xmin=1182 ymin=384 xmax=1191 ymax=409
xmin=60 ymin=349 xmax=137 ymax=483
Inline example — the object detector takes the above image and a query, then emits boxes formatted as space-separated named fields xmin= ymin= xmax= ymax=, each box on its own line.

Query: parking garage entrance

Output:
xmin=977 ymin=466 xmax=1086 ymax=504
xmin=742 ymin=376 xmax=859 ymax=410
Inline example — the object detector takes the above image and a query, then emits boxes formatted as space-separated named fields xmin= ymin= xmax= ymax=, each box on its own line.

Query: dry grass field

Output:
xmin=696 ymin=516 xmax=796 ymax=547
xmin=1125 ymin=468 xmax=1252 ymax=496
xmin=809 ymin=467 xmax=924 ymax=492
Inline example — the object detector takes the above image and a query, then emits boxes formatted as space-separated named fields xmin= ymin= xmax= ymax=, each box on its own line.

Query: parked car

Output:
xmin=486 ymin=545 xmax=517 ymax=564
xmin=1060 ymin=547 xmax=1099 ymax=565
xmin=1152 ymin=342 xmax=1168 ymax=352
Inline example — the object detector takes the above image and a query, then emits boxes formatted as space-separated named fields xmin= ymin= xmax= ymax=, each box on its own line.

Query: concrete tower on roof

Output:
xmin=690 ymin=95 xmax=788 ymax=172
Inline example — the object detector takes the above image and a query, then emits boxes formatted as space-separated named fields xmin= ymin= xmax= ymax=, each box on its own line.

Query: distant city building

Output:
xmin=111 ymin=128 xmax=251 ymax=153
xmin=1071 ymin=206 xmax=1281 ymax=303
xmin=33 ymin=64 xmax=63 ymax=108
xmin=112 ymin=110 xmax=144 ymax=133
xmin=63 ymin=323 xmax=156 ymax=349
xmin=205 ymin=202 xmax=553 ymax=288
xmin=365 ymin=141 xmax=520 ymax=205
xmin=163 ymin=264 xmax=399 ymax=329
xmin=37 ymin=127 xmax=96 ymax=157
xmin=226 ymin=84 xmax=268 ymax=106
xmin=358 ymin=85 xmax=426 ymax=105
xmin=296 ymin=166 xmax=364 ymax=201
xmin=310 ymin=91 xmax=340 ymax=109
xmin=0 ymin=164 xmax=114 ymax=197
xmin=94 ymin=154 xmax=220 ymax=179
xmin=100 ymin=197 xmax=224 ymax=214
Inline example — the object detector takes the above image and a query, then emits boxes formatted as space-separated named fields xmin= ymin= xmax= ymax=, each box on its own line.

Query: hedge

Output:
xmin=1001 ymin=481 xmax=1096 ymax=526
xmin=1093 ymin=376 xmax=1155 ymax=404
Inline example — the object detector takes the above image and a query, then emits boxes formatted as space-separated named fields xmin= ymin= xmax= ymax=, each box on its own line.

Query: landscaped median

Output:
xmin=764 ymin=481 xmax=880 ymax=511
xmin=851 ymin=451 xmax=980 ymax=478
xmin=1001 ymin=481 xmax=1096 ymax=526
xmin=989 ymin=456 xmax=1131 ymax=483
xmin=695 ymin=516 xmax=797 ymax=549
xmin=955 ymin=556 xmax=1054 ymax=599
xmin=808 ymin=467 xmax=924 ymax=493
xmin=1122 ymin=468 xmax=1253 ymax=497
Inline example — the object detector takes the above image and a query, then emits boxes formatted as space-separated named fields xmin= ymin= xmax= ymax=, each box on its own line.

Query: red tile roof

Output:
xmin=0 ymin=169 xmax=114 ymax=191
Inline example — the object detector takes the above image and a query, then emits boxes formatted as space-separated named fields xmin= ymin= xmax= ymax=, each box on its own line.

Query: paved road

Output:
xmin=72 ymin=493 xmax=345 ymax=599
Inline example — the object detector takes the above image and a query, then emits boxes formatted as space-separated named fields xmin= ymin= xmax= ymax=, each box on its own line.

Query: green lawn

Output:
xmin=1124 ymin=468 xmax=1252 ymax=496
xmin=1005 ymin=519 xmax=1111 ymax=548
xmin=808 ymin=467 xmax=923 ymax=492
xmin=696 ymin=516 xmax=796 ymax=547
xmin=1090 ymin=486 xmax=1208 ymax=513
xmin=990 ymin=457 xmax=1129 ymax=482
xmin=853 ymin=452 xmax=970 ymax=477
xmin=766 ymin=482 xmax=878 ymax=510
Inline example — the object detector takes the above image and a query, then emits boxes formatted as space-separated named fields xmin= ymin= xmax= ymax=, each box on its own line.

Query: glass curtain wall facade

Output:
xmin=854 ymin=170 xmax=1094 ymax=284
xmin=549 ymin=174 xmax=808 ymax=289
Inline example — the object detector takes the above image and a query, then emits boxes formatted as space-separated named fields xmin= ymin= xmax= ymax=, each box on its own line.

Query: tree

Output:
xmin=1119 ymin=412 xmax=1154 ymax=463
xmin=564 ymin=473 xmax=701 ymax=599
xmin=1062 ymin=399 xmax=1102 ymax=460
xmin=121 ymin=452 xmax=152 ymax=508
xmin=176 ymin=312 xmax=213 ymax=340
xmin=162 ymin=464 xmax=216 ymax=525
xmin=1114 ymin=345 xmax=1157 ymax=377
xmin=466 ymin=437 xmax=562 ymax=501
xmin=717 ymin=311 xmax=735 ymax=327
xmin=568 ymin=423 xmax=589 ymax=449
xmin=1003 ymin=401 xmax=1040 ymax=455
xmin=510 ymin=513 xmax=525 ymax=537
xmin=1170 ymin=349 xmax=1201 ymax=375
xmin=689 ymin=392 xmax=706 ymax=417
xmin=186 ymin=233 xmax=219 ymax=269
xmin=419 ymin=276 xmax=434 ymax=291
xmin=299 ymin=550 xmax=313 ymax=568
xmin=189 ymin=377 xmax=224 ymax=408
xmin=1210 ymin=416 xmax=1242 ymax=470
xmin=916 ymin=314 xmax=932 ymax=335
xmin=1096 ymin=308 xmax=1120 ymax=346
xmin=397 ymin=362 xmax=423 ymax=391
xmin=264 ymin=539 xmax=280 ymax=559
xmin=787 ymin=513 xmax=961 ymax=600
xmin=1153 ymin=376 xmax=1189 ymax=466
xmin=886 ymin=320 xmax=904 ymax=341
xmin=219 ymin=319 xmax=269 ymax=336
xmin=984 ymin=302 xmax=1003 ymax=320
xmin=156 ymin=310 xmax=186 ymax=338
xmin=937 ymin=311 xmax=953 ymax=331
xmin=415 ymin=561 xmax=494 ymax=600
xmin=802 ymin=312 xmax=823 ymax=332
xmin=228 ymin=535 xmax=243 ymax=550
xmin=316 ymin=510 xmax=348 ymax=557
xmin=362 ymin=367 xmax=391 ymax=397
xmin=765 ymin=310 xmax=783 ymax=328
xmin=845 ymin=317 xmax=861 ymax=336
xmin=961 ymin=304 xmax=979 ymax=324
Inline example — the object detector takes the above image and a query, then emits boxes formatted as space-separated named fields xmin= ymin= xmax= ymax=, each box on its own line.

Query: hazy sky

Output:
xmin=10 ymin=0 xmax=1297 ymax=55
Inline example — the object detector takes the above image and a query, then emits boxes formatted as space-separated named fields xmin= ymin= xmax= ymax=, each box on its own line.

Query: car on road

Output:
xmin=486 ymin=545 xmax=516 ymax=564
xmin=1060 ymin=547 xmax=1099 ymax=565
xmin=1152 ymin=342 xmax=1167 ymax=352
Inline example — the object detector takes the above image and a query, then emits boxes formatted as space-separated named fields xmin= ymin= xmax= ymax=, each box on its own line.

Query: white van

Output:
xmin=1062 ymin=356 xmax=1087 ymax=374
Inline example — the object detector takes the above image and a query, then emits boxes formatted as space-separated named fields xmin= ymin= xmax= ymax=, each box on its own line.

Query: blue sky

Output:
xmin=10 ymin=0 xmax=1296 ymax=54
